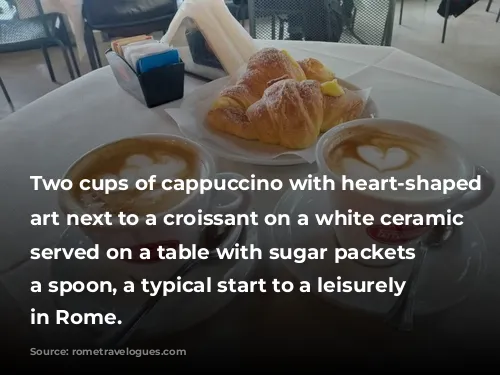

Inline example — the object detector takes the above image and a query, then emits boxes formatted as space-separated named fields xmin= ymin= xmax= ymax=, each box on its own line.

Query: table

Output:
xmin=1 ymin=40 xmax=500 ymax=364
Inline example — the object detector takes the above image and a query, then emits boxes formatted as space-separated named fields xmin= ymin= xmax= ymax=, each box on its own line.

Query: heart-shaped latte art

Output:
xmin=119 ymin=154 xmax=188 ymax=183
xmin=356 ymin=145 xmax=410 ymax=172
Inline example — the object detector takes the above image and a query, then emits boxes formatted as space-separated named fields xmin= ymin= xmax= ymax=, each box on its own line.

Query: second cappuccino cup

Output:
xmin=58 ymin=134 xmax=252 ymax=280
xmin=316 ymin=118 xmax=495 ymax=267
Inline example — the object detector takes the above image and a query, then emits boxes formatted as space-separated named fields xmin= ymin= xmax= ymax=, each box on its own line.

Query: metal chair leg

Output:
xmin=236 ymin=5 xmax=246 ymax=26
xmin=442 ymin=0 xmax=451 ymax=43
xmin=60 ymin=19 xmax=80 ymax=77
xmin=68 ymin=45 xmax=81 ymax=77
xmin=271 ymin=15 xmax=276 ymax=39
xmin=486 ymin=0 xmax=493 ymax=12
xmin=0 ymin=77 xmax=14 ymax=112
xmin=84 ymin=24 xmax=98 ymax=70
xmin=41 ymin=46 xmax=56 ymax=82
xmin=497 ymin=8 xmax=500 ymax=22
xmin=93 ymin=34 xmax=102 ymax=68
xmin=399 ymin=0 xmax=404 ymax=25
xmin=55 ymin=40 xmax=75 ymax=80
xmin=279 ymin=18 xmax=285 ymax=39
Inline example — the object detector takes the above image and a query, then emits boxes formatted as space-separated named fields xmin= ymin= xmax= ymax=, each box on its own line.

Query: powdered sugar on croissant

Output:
xmin=206 ymin=48 xmax=307 ymax=141
xmin=247 ymin=79 xmax=324 ymax=149
xmin=206 ymin=49 xmax=364 ymax=149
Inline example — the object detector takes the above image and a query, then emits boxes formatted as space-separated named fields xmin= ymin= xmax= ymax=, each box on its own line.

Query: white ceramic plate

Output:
xmin=176 ymin=78 xmax=378 ymax=166
xmin=271 ymin=187 xmax=486 ymax=316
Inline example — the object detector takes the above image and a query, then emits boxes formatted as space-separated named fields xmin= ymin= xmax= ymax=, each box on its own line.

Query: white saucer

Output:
xmin=51 ymin=225 xmax=257 ymax=341
xmin=271 ymin=188 xmax=486 ymax=316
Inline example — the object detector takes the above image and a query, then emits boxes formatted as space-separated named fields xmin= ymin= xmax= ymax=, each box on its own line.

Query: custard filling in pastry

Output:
xmin=298 ymin=57 xmax=336 ymax=83
xmin=212 ymin=97 xmax=241 ymax=109
xmin=281 ymin=49 xmax=306 ymax=80
xmin=321 ymin=80 xmax=345 ymax=97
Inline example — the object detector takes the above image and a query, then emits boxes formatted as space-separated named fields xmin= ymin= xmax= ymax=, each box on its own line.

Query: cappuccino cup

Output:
xmin=316 ymin=118 xmax=495 ymax=267
xmin=58 ymin=134 xmax=252 ymax=280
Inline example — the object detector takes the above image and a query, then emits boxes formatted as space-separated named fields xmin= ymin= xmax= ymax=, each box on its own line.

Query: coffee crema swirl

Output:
xmin=71 ymin=138 xmax=201 ymax=216
xmin=326 ymin=129 xmax=426 ymax=175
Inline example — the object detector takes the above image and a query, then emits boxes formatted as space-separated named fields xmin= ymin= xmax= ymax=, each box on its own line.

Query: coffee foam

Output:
xmin=325 ymin=124 xmax=469 ymax=199
xmin=71 ymin=138 xmax=201 ymax=215
xmin=117 ymin=154 xmax=188 ymax=186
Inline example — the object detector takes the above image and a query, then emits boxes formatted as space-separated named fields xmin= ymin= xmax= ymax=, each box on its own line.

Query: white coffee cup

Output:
xmin=316 ymin=118 xmax=495 ymax=267
xmin=58 ymin=134 xmax=252 ymax=280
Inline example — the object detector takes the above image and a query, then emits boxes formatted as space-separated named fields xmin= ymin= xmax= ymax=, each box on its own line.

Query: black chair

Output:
xmin=338 ymin=0 xmax=396 ymax=46
xmin=249 ymin=0 xmax=346 ymax=42
xmin=249 ymin=0 xmax=395 ymax=46
xmin=0 ymin=0 xmax=79 ymax=82
xmin=82 ymin=0 xmax=179 ymax=71
xmin=0 ymin=76 xmax=14 ymax=112
xmin=248 ymin=0 xmax=315 ymax=41
xmin=226 ymin=0 xmax=249 ymax=24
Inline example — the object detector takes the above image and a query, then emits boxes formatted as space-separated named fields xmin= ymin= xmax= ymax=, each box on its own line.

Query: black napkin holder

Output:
xmin=185 ymin=28 xmax=224 ymax=71
xmin=105 ymin=49 xmax=185 ymax=108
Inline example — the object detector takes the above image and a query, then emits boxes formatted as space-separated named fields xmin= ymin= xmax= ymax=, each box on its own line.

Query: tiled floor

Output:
xmin=1 ymin=0 xmax=499 ymax=120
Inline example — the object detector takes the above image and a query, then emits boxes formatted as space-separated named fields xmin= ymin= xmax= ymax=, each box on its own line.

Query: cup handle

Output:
xmin=209 ymin=172 xmax=253 ymax=249
xmin=452 ymin=165 xmax=495 ymax=213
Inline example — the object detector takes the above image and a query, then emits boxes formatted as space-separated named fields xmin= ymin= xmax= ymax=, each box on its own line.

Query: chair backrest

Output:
xmin=247 ymin=0 xmax=395 ymax=46
xmin=248 ymin=0 xmax=346 ymax=42
xmin=9 ymin=0 xmax=42 ymax=19
xmin=0 ymin=0 xmax=52 ymax=44
xmin=0 ymin=1 xmax=17 ymax=22
xmin=341 ymin=0 xmax=396 ymax=46
xmin=83 ymin=0 xmax=178 ymax=28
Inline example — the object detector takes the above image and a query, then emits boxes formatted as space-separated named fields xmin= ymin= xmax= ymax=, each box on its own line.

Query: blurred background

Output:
xmin=0 ymin=0 xmax=498 ymax=119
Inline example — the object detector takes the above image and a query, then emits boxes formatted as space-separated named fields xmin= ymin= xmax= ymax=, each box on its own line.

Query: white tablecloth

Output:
xmin=1 ymin=40 xmax=500 ymax=351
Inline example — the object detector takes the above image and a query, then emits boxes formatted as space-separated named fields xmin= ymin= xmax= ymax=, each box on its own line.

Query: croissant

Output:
xmin=296 ymin=58 xmax=363 ymax=132
xmin=240 ymin=47 xmax=306 ymax=98
xmin=206 ymin=49 xmax=364 ymax=149
xmin=206 ymin=48 xmax=307 ymax=139
xmin=246 ymin=79 xmax=364 ymax=149
xmin=247 ymin=79 xmax=324 ymax=149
